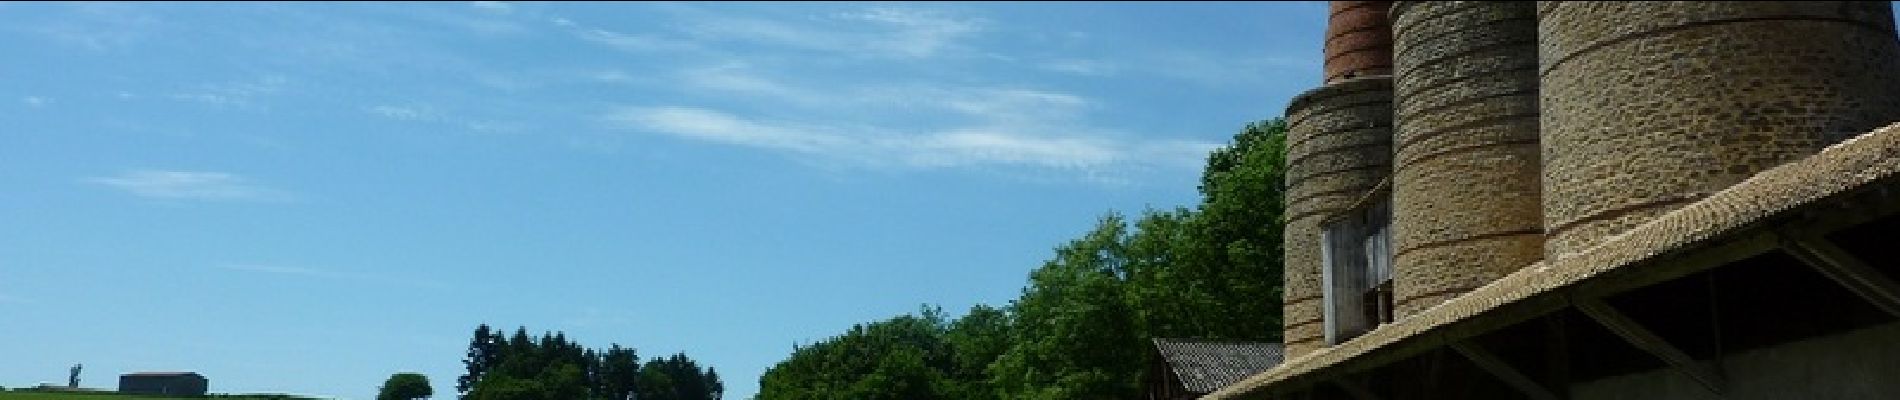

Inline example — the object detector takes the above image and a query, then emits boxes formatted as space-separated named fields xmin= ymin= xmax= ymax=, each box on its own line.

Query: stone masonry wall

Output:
xmin=1539 ymin=1 xmax=1900 ymax=258
xmin=1283 ymin=76 xmax=1394 ymax=357
xmin=1388 ymin=1 xmax=1544 ymax=317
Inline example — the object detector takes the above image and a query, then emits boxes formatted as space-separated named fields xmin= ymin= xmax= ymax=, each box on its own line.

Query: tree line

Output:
xmin=757 ymin=119 xmax=1290 ymax=399
xmin=456 ymin=324 xmax=723 ymax=400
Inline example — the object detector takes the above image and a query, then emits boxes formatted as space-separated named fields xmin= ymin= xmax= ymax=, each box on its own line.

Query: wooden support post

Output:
xmin=1450 ymin=340 xmax=1562 ymax=400
xmin=1574 ymin=297 xmax=1724 ymax=395
xmin=1782 ymin=235 xmax=1900 ymax=318
xmin=1331 ymin=377 xmax=1381 ymax=400
xmin=1544 ymin=314 xmax=1571 ymax=397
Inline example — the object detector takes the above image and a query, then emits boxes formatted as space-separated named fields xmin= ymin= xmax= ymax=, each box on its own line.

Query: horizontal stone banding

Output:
xmin=1394 ymin=286 xmax=1479 ymax=310
xmin=1288 ymin=141 xmax=1392 ymax=169
xmin=1287 ymin=126 xmax=1392 ymax=162
xmin=1285 ymin=335 xmax=1325 ymax=346
xmin=1395 ymin=64 xmax=1536 ymax=107
xmin=1284 ymin=317 xmax=1325 ymax=330
xmin=1395 ymin=16 xmax=1536 ymax=64
xmin=1287 ymin=185 xmax=1379 ymax=211
xmin=1288 ymin=100 xmax=1391 ymax=129
xmin=1545 ymin=196 xmax=1704 ymax=239
xmin=1394 ymin=112 xmax=1538 ymax=155
xmin=1393 ymin=229 xmax=1544 ymax=260
xmin=1396 ymin=89 xmax=1536 ymax=125
xmin=1285 ymin=294 xmax=1323 ymax=305
xmin=1395 ymin=139 xmax=1539 ymax=176
xmin=1394 ymin=44 xmax=1539 ymax=99
xmin=1286 ymin=164 xmax=1391 ymax=194
xmin=1541 ymin=16 xmax=1895 ymax=77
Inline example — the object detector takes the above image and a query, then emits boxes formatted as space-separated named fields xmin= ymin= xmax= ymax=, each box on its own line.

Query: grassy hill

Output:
xmin=0 ymin=391 xmax=325 ymax=400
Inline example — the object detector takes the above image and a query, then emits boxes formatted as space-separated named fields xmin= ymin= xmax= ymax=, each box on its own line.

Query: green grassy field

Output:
xmin=0 ymin=391 xmax=323 ymax=400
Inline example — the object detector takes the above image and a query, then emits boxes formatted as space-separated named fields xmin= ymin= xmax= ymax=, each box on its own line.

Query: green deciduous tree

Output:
xmin=759 ymin=118 xmax=1290 ymax=399
xmin=757 ymin=305 xmax=1005 ymax=400
xmin=378 ymin=372 xmax=433 ymax=400
xmin=990 ymin=214 xmax=1145 ymax=400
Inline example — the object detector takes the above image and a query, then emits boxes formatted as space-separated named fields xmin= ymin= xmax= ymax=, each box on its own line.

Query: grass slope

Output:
xmin=0 ymin=392 xmax=324 ymax=400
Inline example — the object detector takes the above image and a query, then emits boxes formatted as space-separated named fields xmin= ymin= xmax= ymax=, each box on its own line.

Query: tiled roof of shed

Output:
xmin=1207 ymin=122 xmax=1900 ymax=399
xmin=1153 ymin=338 xmax=1285 ymax=393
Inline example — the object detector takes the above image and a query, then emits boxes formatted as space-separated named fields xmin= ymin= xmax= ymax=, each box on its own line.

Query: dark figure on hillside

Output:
xmin=69 ymin=364 xmax=82 ymax=388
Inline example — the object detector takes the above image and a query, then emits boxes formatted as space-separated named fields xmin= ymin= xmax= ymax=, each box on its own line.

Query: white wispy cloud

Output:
xmin=1037 ymin=59 xmax=1119 ymax=77
xmin=606 ymin=105 xmax=1215 ymax=173
xmin=904 ymin=128 xmax=1120 ymax=169
xmin=593 ymin=69 xmax=639 ymax=84
xmin=21 ymin=96 xmax=50 ymax=107
xmin=575 ymin=27 xmax=701 ymax=53
xmin=940 ymin=88 xmax=1088 ymax=123
xmin=531 ymin=4 xmax=1228 ymax=182
xmin=611 ymin=106 xmax=853 ymax=154
xmin=659 ymin=5 xmax=984 ymax=59
xmin=673 ymin=64 xmax=1090 ymax=124
xmin=25 ymin=2 xmax=163 ymax=51
xmin=370 ymin=105 xmax=436 ymax=122
xmin=170 ymin=75 xmax=288 ymax=108
xmin=367 ymin=104 xmax=525 ymax=134
xmin=678 ymin=62 xmax=807 ymax=101
xmin=422 ymin=3 xmax=529 ymax=36
xmin=834 ymin=7 xmax=986 ymax=58
xmin=471 ymin=1 xmax=513 ymax=14
xmin=85 ymin=170 xmax=290 ymax=201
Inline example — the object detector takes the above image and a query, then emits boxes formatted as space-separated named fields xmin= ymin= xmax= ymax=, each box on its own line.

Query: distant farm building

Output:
xmin=119 ymin=372 xmax=208 ymax=396
xmin=1147 ymin=338 xmax=1284 ymax=400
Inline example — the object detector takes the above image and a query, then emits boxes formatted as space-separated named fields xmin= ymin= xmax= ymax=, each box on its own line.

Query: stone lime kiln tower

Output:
xmin=1283 ymin=0 xmax=1397 ymax=356
xmin=1244 ymin=1 xmax=1900 ymax=399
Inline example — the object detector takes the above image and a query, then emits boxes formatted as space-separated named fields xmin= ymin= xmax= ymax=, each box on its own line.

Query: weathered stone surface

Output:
xmin=1539 ymin=1 xmax=1900 ymax=258
xmin=1283 ymin=76 xmax=1394 ymax=357
xmin=1391 ymin=1 xmax=1543 ymax=316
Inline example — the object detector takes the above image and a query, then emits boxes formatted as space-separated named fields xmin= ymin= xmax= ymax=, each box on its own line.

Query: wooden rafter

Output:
xmin=1782 ymin=235 xmax=1900 ymax=318
xmin=1450 ymin=340 xmax=1562 ymax=400
xmin=1330 ymin=377 xmax=1381 ymax=400
xmin=1573 ymin=297 xmax=1724 ymax=395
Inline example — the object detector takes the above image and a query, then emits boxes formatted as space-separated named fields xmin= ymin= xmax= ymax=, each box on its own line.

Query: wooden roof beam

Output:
xmin=1781 ymin=234 xmax=1900 ymax=319
xmin=1449 ymin=340 xmax=1562 ymax=400
xmin=1573 ymin=297 xmax=1724 ymax=395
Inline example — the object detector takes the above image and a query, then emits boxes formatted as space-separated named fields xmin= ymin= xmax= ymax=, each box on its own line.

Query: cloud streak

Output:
xmin=86 ymin=170 xmax=290 ymax=201
xmin=169 ymin=75 xmax=288 ymax=109
xmin=606 ymin=106 xmax=1215 ymax=173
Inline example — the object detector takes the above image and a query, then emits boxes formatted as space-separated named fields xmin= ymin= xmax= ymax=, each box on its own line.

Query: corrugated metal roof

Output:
xmin=1152 ymin=338 xmax=1285 ymax=393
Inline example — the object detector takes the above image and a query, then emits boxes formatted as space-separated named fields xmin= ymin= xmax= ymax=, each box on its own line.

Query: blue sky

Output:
xmin=0 ymin=2 xmax=1327 ymax=399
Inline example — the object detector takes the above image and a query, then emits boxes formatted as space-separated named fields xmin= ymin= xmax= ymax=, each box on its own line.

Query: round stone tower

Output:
xmin=1324 ymin=1 xmax=1395 ymax=83
xmin=1388 ymin=1 xmax=1543 ymax=317
xmin=1283 ymin=76 xmax=1393 ymax=357
xmin=1539 ymin=1 xmax=1900 ymax=258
